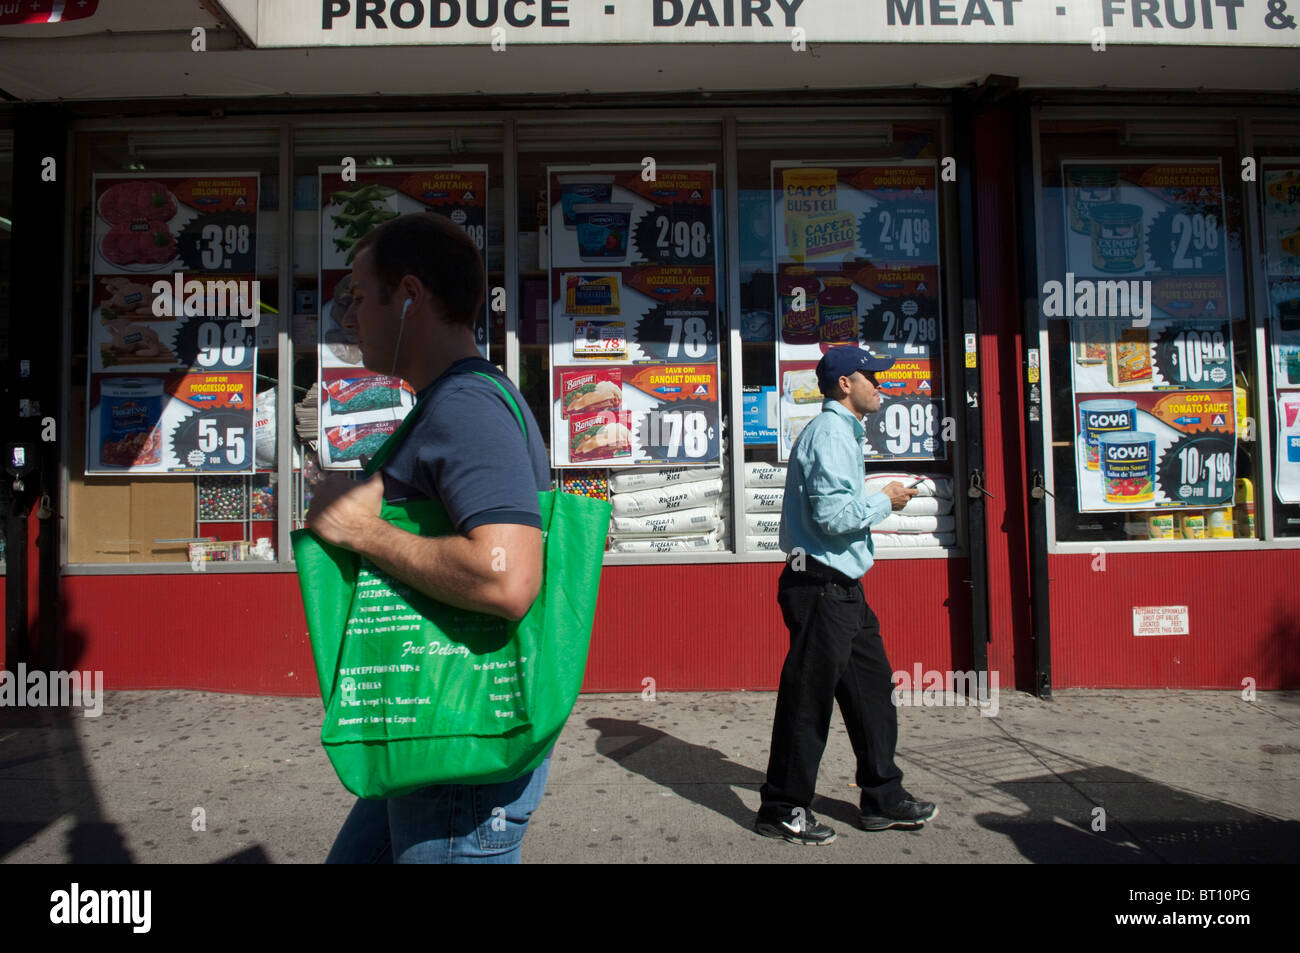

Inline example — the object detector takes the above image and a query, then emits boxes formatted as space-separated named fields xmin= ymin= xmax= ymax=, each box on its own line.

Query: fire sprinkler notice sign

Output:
xmin=1133 ymin=605 xmax=1190 ymax=636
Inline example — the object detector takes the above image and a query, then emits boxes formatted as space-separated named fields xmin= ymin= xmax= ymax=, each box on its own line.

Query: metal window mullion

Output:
xmin=59 ymin=125 xmax=76 ymax=572
xmin=723 ymin=115 xmax=745 ymax=557
xmin=504 ymin=118 xmax=520 ymax=384
xmin=276 ymin=122 xmax=294 ymax=563
xmin=1238 ymin=120 xmax=1277 ymax=541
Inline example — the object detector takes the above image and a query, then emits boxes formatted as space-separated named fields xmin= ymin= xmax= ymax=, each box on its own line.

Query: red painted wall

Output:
xmin=1048 ymin=549 xmax=1300 ymax=689
xmin=39 ymin=547 xmax=1300 ymax=693
xmin=55 ymin=558 xmax=972 ymax=695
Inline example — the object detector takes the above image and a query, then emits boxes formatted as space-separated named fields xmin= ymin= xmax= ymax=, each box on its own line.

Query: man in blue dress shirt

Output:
xmin=755 ymin=345 xmax=939 ymax=846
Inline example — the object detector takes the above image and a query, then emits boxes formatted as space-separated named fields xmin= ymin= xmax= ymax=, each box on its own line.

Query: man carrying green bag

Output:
xmin=295 ymin=213 xmax=610 ymax=864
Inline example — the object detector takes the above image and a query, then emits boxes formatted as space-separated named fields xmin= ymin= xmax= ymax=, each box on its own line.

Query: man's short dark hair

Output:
xmin=353 ymin=212 xmax=485 ymax=328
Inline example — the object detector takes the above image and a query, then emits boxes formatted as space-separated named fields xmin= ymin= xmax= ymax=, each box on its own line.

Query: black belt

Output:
xmin=785 ymin=554 xmax=859 ymax=587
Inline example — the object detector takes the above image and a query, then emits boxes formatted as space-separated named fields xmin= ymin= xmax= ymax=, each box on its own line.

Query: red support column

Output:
xmin=972 ymin=103 xmax=1034 ymax=689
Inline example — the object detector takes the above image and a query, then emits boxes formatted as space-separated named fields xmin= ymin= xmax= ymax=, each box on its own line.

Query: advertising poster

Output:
xmin=547 ymin=165 xmax=722 ymax=468
xmin=1073 ymin=390 xmax=1235 ymax=510
xmin=318 ymin=166 xmax=487 ymax=468
xmin=86 ymin=173 xmax=260 ymax=474
xmin=1261 ymin=162 xmax=1300 ymax=503
xmin=770 ymin=162 xmax=945 ymax=463
xmin=1060 ymin=160 xmax=1237 ymax=512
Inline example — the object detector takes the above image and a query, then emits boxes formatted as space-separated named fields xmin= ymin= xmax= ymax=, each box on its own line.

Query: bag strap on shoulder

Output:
xmin=471 ymin=370 xmax=528 ymax=444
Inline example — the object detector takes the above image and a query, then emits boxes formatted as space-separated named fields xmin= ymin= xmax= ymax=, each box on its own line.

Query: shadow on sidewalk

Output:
xmin=589 ymin=718 xmax=1300 ymax=861
xmin=587 ymin=717 xmax=766 ymax=831
xmin=903 ymin=735 xmax=1300 ymax=862
xmin=0 ymin=704 xmax=135 ymax=863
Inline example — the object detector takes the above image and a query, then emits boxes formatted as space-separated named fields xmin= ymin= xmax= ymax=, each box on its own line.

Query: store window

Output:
xmin=0 ymin=127 xmax=11 ymax=573
xmin=735 ymin=116 xmax=961 ymax=558
xmin=1250 ymin=124 xmax=1300 ymax=539
xmin=290 ymin=123 xmax=504 ymax=523
xmin=1036 ymin=118 xmax=1260 ymax=546
xmin=515 ymin=118 xmax=731 ymax=559
xmin=67 ymin=128 xmax=282 ymax=565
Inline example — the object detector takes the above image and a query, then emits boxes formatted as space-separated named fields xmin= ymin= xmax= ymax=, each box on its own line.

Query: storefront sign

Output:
xmin=547 ymin=164 xmax=723 ymax=467
xmin=239 ymin=1 xmax=1300 ymax=48
xmin=1060 ymin=160 xmax=1238 ymax=513
xmin=85 ymin=173 xmax=260 ymax=474
xmin=1261 ymin=161 xmax=1300 ymax=503
xmin=316 ymin=165 xmax=487 ymax=469
xmin=1132 ymin=605 xmax=1189 ymax=636
xmin=772 ymin=161 xmax=946 ymax=463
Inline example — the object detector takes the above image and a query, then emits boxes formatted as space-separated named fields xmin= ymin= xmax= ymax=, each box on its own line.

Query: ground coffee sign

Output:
xmin=236 ymin=0 xmax=1299 ymax=46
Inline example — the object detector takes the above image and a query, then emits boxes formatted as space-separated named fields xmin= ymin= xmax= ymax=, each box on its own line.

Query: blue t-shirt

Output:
xmin=379 ymin=357 xmax=550 ymax=533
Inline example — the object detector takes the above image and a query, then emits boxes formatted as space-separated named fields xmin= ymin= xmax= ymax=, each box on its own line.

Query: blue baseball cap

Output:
xmin=816 ymin=346 xmax=896 ymax=394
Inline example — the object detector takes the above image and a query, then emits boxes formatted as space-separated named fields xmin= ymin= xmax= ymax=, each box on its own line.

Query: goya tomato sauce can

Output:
xmin=1099 ymin=431 xmax=1156 ymax=504
xmin=1079 ymin=399 xmax=1137 ymax=471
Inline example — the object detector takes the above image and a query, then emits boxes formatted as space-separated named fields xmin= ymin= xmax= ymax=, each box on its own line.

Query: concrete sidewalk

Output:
xmin=1 ymin=689 xmax=1297 ymax=863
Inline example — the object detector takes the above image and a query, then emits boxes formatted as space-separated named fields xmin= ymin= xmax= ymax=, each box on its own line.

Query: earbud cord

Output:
xmin=390 ymin=297 xmax=412 ymax=421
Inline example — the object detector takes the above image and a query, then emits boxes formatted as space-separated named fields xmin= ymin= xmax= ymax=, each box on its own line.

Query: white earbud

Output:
xmin=392 ymin=299 xmax=413 ymax=377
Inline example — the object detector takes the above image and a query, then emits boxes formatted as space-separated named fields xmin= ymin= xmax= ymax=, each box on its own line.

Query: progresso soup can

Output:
xmin=1079 ymin=399 xmax=1137 ymax=471
xmin=1099 ymin=431 xmax=1156 ymax=505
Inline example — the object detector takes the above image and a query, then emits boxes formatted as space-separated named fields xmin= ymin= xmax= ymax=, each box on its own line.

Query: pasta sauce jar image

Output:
xmin=779 ymin=267 xmax=821 ymax=345
xmin=99 ymin=377 xmax=164 ymax=468
xmin=818 ymin=277 xmax=859 ymax=347
xmin=1078 ymin=399 xmax=1136 ymax=471
xmin=1090 ymin=203 xmax=1146 ymax=273
xmin=1098 ymin=431 xmax=1156 ymax=504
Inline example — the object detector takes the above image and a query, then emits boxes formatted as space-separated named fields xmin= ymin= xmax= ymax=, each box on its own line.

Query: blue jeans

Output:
xmin=325 ymin=755 xmax=551 ymax=864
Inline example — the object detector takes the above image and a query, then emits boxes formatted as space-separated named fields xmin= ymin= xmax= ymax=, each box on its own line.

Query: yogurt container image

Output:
xmin=1078 ymin=399 xmax=1137 ymax=471
xmin=557 ymin=174 xmax=613 ymax=229
xmin=1098 ymin=430 xmax=1156 ymax=505
xmin=575 ymin=203 xmax=633 ymax=262
xmin=1090 ymin=203 xmax=1146 ymax=273
xmin=99 ymin=377 xmax=164 ymax=468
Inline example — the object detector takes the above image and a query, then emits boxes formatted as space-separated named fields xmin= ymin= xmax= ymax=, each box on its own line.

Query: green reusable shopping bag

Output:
xmin=292 ymin=371 xmax=611 ymax=798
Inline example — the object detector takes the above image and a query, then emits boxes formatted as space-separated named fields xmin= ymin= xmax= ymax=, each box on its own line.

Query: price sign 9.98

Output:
xmin=866 ymin=397 xmax=945 ymax=460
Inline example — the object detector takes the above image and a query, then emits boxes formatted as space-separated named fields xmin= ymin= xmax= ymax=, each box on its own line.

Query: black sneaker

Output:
xmin=755 ymin=809 xmax=837 ymax=846
xmin=857 ymin=796 xmax=938 ymax=831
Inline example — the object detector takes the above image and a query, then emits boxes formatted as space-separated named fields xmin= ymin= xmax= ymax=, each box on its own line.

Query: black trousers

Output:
xmin=759 ymin=562 xmax=905 ymax=818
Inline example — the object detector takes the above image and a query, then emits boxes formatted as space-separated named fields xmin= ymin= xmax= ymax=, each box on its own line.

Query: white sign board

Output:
xmin=1132 ymin=605 xmax=1190 ymax=636
xmin=234 ymin=0 xmax=1300 ymax=49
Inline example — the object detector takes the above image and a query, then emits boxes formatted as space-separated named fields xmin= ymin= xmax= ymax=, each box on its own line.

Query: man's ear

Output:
xmin=399 ymin=275 xmax=423 ymax=309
